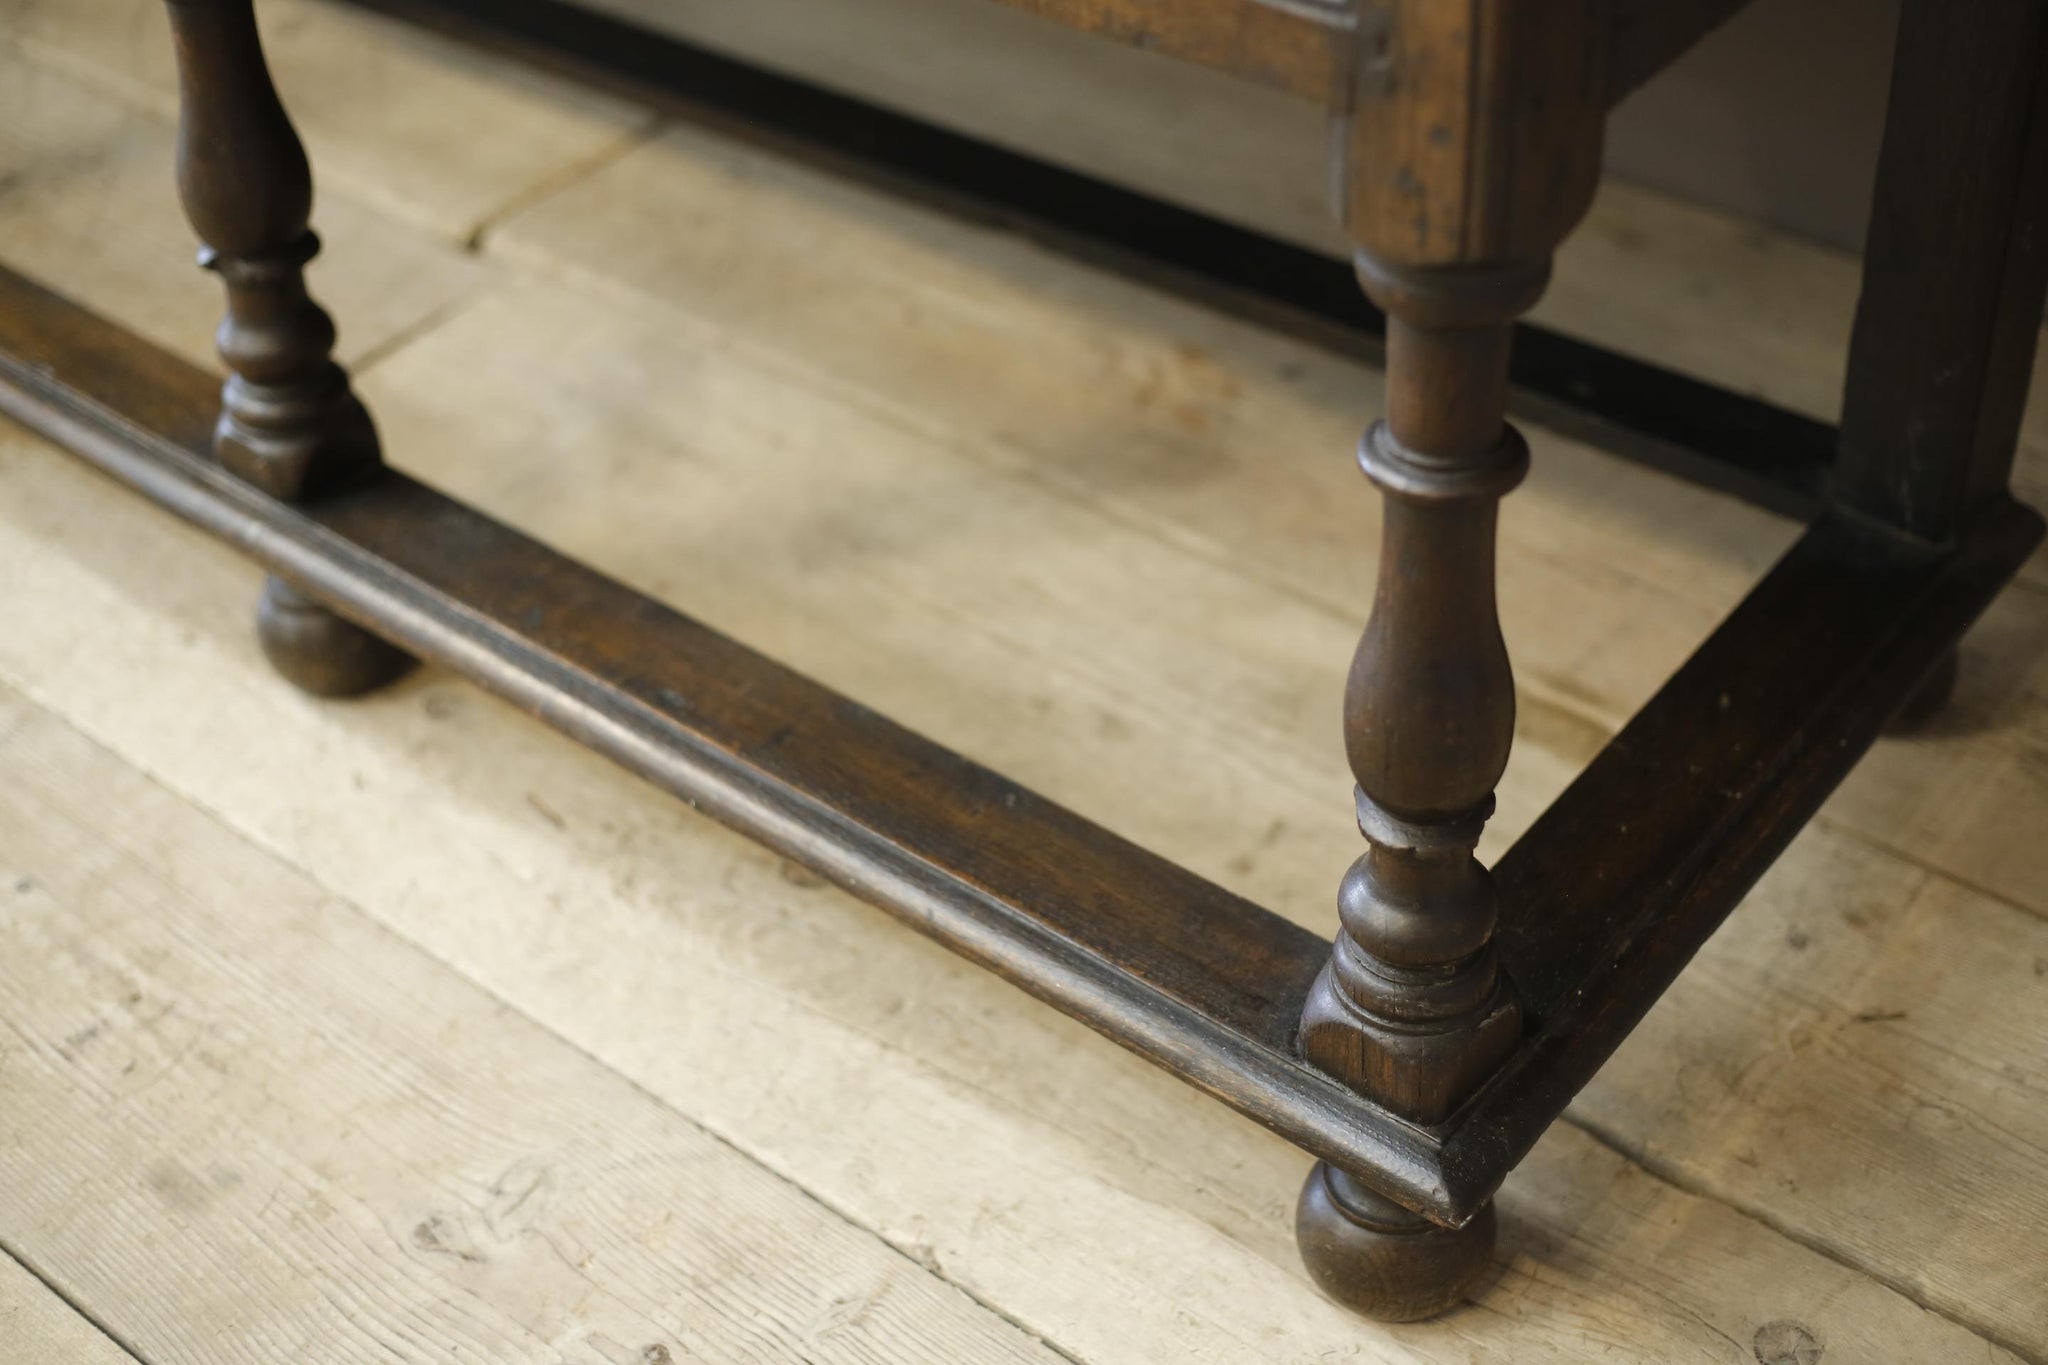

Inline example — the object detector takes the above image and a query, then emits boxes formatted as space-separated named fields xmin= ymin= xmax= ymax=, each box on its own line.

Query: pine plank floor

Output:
xmin=1 ymin=3 xmax=2043 ymax=1361
xmin=0 ymin=1251 xmax=138 ymax=1365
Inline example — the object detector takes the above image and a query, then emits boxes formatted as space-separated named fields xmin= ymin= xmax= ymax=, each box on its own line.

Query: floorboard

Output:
xmin=2 ymin=414 xmax=2023 ymax=1363
xmin=1 ymin=0 xmax=656 ymax=241
xmin=0 ymin=1249 xmax=142 ymax=1365
xmin=1 ymin=1 xmax=2043 ymax=1360
xmin=0 ymin=683 xmax=1071 ymax=1365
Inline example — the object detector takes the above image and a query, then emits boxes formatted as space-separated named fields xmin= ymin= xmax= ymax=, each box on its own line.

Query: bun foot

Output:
xmin=256 ymin=575 xmax=412 ymax=698
xmin=1295 ymin=1161 xmax=1495 ymax=1322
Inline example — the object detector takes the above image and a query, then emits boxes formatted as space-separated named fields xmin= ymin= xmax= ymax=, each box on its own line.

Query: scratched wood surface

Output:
xmin=0 ymin=686 xmax=1072 ymax=1365
xmin=0 ymin=1250 xmax=140 ymax=1365
xmin=1 ymin=0 xmax=655 ymax=240
xmin=1 ymin=3 xmax=2044 ymax=1362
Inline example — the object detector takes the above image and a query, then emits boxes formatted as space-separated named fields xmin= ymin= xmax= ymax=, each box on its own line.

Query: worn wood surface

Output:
xmin=0 ymin=1252 xmax=141 ymax=1365
xmin=5 ymin=406 xmax=2032 ymax=1363
xmin=1 ymin=0 xmax=2045 ymax=1359
xmin=1835 ymin=0 xmax=2048 ymax=541
xmin=0 ymin=260 xmax=1463 ymax=1218
xmin=0 ymin=686 xmax=1073 ymax=1365
xmin=986 ymin=0 xmax=1351 ymax=102
xmin=978 ymin=0 xmax=1755 ymax=114
xmin=0 ymin=48 xmax=486 ymax=373
xmin=1335 ymin=2 xmax=1607 ymax=264
xmin=2 ymin=0 xmax=655 ymax=240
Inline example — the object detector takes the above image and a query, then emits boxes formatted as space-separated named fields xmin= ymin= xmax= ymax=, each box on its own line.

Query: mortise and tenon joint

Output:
xmin=0 ymin=0 xmax=2037 ymax=1336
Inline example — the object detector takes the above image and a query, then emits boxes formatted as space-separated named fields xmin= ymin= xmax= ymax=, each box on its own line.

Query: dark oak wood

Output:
xmin=1292 ymin=3 xmax=1618 ymax=1302
xmin=6 ymin=0 xmax=2045 ymax=1330
xmin=1288 ymin=259 xmax=1557 ymax=1313
xmin=165 ymin=0 xmax=373 ymax=500
xmin=1889 ymin=646 xmax=1961 ymax=734
xmin=986 ymin=0 xmax=1353 ymax=102
xmin=255 ymin=575 xmax=415 ymax=697
xmin=1442 ymin=500 xmax=2042 ymax=1214
xmin=1296 ymin=1163 xmax=1496 ymax=1324
xmin=1332 ymin=1 xmax=1607 ymax=266
xmin=1835 ymin=0 xmax=2048 ymax=543
xmin=981 ymin=0 xmax=1757 ymax=114
xmin=1290 ymin=261 xmax=1549 ymax=1319
xmin=5 ymin=267 xmax=2033 ymax=1244
xmin=1294 ymin=259 xmax=1548 ymax=1131
xmin=0 ymin=263 xmax=1439 ymax=1218
xmin=1604 ymin=0 xmax=1756 ymax=105
xmin=162 ymin=0 xmax=411 ymax=695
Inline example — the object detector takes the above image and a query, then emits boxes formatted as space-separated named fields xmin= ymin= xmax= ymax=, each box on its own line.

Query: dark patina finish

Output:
xmin=163 ymin=0 xmax=413 ymax=695
xmin=0 ymin=0 xmax=2042 ymax=1327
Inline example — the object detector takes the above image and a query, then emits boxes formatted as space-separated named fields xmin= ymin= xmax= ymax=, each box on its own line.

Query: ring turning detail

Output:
xmin=0 ymin=0 xmax=2039 ymax=1330
xmin=163 ymin=0 xmax=413 ymax=695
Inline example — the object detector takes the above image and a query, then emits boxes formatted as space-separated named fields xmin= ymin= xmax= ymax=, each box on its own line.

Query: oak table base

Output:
xmin=4 ymin=0 xmax=2045 ymax=1330
xmin=2 ymin=259 xmax=2039 ymax=1311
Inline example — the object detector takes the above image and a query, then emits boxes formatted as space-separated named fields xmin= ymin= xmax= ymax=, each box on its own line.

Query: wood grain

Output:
xmin=2 ymin=0 xmax=656 ymax=241
xmin=1334 ymin=0 xmax=1606 ymax=264
xmin=0 ymin=1252 xmax=141 ymax=1365
xmin=1577 ymin=852 xmax=2048 ymax=1357
xmin=0 ymin=684 xmax=1071 ymax=1365
xmin=986 ymin=0 xmax=1351 ymax=102
xmin=0 ymin=47 xmax=486 ymax=375
xmin=487 ymin=115 xmax=2048 ymax=930
xmin=3 ymin=406 xmax=2028 ymax=1363
xmin=1835 ymin=0 xmax=2048 ymax=541
xmin=0 ymin=262 xmax=1462 ymax=1217
xmin=2 ymin=5 xmax=2045 ymax=1358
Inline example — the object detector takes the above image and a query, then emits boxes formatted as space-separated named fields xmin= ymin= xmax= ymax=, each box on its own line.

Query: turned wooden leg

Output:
xmin=1843 ymin=4 xmax=2048 ymax=732
xmin=1292 ymin=256 xmax=1544 ymax=1321
xmin=1289 ymin=1 xmax=1607 ymax=1319
xmin=163 ymin=0 xmax=411 ymax=697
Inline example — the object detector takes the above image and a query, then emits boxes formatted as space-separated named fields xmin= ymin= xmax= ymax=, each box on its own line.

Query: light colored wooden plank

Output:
xmin=1578 ymin=822 xmax=2048 ymax=1355
xmin=1545 ymin=180 xmax=1868 ymax=427
xmin=979 ymin=0 xmax=1350 ymax=103
xmin=469 ymin=124 xmax=2048 ymax=1343
xmin=483 ymin=124 xmax=1797 ymax=761
xmin=473 ymin=76 xmax=2046 ymax=588
xmin=2 ymin=9 xmax=2042 ymax=1355
xmin=0 ymin=0 xmax=656 ymax=242
xmin=0 ymin=47 xmax=486 ymax=371
xmin=223 ymin=273 xmax=2048 ymax=1360
xmin=0 ymin=682 xmax=1073 ymax=1365
xmin=1822 ymin=580 xmax=2048 ymax=926
xmin=0 ymin=322 xmax=2027 ymax=1362
xmin=585 ymin=0 xmax=1349 ymax=253
xmin=348 ymin=280 xmax=1595 ymax=898
xmin=1541 ymin=179 xmax=2048 ymax=586
xmin=0 ymin=1252 xmax=140 ymax=1365
xmin=484 ymin=117 xmax=2048 ymax=929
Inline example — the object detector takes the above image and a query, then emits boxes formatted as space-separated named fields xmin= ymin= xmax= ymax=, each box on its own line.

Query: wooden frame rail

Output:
xmin=3 ymin=263 xmax=2036 ymax=1227
xmin=6 ymin=0 xmax=2040 ymax=1329
xmin=980 ymin=0 xmax=1761 ymax=106
xmin=986 ymin=0 xmax=1354 ymax=101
